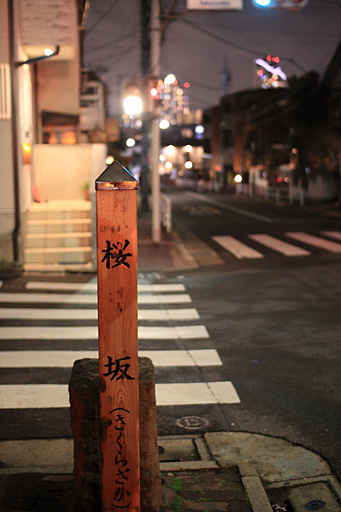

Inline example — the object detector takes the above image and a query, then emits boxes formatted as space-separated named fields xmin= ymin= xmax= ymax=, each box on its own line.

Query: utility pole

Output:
xmin=150 ymin=0 xmax=161 ymax=244
xmin=140 ymin=0 xmax=151 ymax=212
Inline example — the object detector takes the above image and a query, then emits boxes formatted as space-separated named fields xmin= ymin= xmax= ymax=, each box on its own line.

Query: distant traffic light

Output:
xmin=252 ymin=0 xmax=308 ymax=9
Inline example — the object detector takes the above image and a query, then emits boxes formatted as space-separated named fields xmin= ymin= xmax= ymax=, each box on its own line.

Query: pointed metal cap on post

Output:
xmin=96 ymin=160 xmax=138 ymax=191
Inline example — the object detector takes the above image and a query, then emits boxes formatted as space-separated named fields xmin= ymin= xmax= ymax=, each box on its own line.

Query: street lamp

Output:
xmin=123 ymin=96 xmax=143 ymax=116
xmin=126 ymin=138 xmax=136 ymax=147
xmin=159 ymin=119 xmax=170 ymax=129
xmin=164 ymin=73 xmax=176 ymax=85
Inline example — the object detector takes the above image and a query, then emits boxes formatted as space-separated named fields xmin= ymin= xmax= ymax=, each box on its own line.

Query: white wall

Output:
xmin=33 ymin=143 xmax=106 ymax=200
xmin=38 ymin=60 xmax=80 ymax=115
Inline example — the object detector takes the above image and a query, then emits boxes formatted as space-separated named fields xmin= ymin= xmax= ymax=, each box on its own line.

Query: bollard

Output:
xmin=96 ymin=161 xmax=140 ymax=512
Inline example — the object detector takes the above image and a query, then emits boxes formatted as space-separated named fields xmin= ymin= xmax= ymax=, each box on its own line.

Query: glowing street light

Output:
xmin=126 ymin=138 xmax=136 ymax=147
xmin=106 ymin=155 xmax=114 ymax=165
xmin=164 ymin=74 xmax=176 ymax=85
xmin=185 ymin=161 xmax=193 ymax=169
xmin=123 ymin=96 xmax=143 ymax=116
xmin=159 ymin=119 xmax=170 ymax=129
xmin=165 ymin=145 xmax=176 ymax=156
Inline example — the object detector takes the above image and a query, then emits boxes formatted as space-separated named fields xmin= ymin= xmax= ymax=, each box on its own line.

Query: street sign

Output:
xmin=96 ymin=161 xmax=139 ymax=512
xmin=187 ymin=0 xmax=243 ymax=10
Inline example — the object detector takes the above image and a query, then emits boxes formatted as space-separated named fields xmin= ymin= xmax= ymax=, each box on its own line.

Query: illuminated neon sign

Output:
xmin=254 ymin=58 xmax=287 ymax=81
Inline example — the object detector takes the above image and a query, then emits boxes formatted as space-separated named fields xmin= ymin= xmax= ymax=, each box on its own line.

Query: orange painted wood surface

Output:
xmin=96 ymin=163 xmax=139 ymax=512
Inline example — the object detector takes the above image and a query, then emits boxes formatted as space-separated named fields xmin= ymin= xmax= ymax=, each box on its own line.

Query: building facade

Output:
xmin=0 ymin=0 xmax=107 ymax=267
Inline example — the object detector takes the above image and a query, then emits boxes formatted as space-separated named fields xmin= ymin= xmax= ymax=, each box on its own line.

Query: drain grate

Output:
xmin=268 ymin=482 xmax=340 ymax=512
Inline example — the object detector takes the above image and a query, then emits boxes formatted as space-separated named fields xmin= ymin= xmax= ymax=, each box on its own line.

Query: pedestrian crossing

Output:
xmin=0 ymin=278 xmax=240 ymax=433
xmin=212 ymin=231 xmax=341 ymax=260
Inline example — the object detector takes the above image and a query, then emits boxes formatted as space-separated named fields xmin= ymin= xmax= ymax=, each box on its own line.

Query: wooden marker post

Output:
xmin=96 ymin=161 xmax=139 ymax=512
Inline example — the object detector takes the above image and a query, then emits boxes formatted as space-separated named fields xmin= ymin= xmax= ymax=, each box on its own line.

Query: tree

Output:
xmin=283 ymin=71 xmax=335 ymax=187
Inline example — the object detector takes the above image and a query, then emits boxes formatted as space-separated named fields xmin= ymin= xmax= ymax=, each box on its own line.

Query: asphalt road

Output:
xmin=169 ymin=190 xmax=341 ymax=478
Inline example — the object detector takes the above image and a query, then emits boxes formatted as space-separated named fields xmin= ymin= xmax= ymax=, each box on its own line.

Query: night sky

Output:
xmin=83 ymin=0 xmax=341 ymax=116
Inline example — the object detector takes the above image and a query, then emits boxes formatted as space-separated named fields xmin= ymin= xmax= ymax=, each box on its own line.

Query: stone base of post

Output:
xmin=69 ymin=357 xmax=161 ymax=512
xmin=69 ymin=359 xmax=101 ymax=512
xmin=138 ymin=358 xmax=163 ymax=512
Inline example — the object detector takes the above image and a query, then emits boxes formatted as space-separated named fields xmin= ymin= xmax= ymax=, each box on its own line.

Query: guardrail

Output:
xmin=236 ymin=184 xmax=305 ymax=206
xmin=161 ymin=194 xmax=172 ymax=233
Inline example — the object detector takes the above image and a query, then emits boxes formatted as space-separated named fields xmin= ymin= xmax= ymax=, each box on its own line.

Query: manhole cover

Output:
xmin=176 ymin=416 xmax=209 ymax=430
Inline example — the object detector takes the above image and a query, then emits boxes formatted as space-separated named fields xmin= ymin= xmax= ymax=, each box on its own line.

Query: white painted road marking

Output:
xmin=188 ymin=192 xmax=272 ymax=223
xmin=249 ymin=234 xmax=310 ymax=257
xmin=321 ymin=231 xmax=341 ymax=242
xmin=0 ymin=308 xmax=98 ymax=320
xmin=0 ymin=307 xmax=200 ymax=321
xmin=0 ymin=293 xmax=192 ymax=305
xmin=0 ymin=381 xmax=240 ymax=408
xmin=0 ymin=385 xmax=69 ymax=409
xmin=0 ymin=325 xmax=209 ymax=340
xmin=156 ymin=381 xmax=241 ymax=405
xmin=286 ymin=232 xmax=341 ymax=253
xmin=0 ymin=349 xmax=222 ymax=368
xmin=212 ymin=236 xmax=263 ymax=260
xmin=139 ymin=308 xmax=200 ymax=321
xmin=25 ymin=281 xmax=185 ymax=293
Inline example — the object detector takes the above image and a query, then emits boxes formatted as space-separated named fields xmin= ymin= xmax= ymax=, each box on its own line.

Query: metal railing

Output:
xmin=161 ymin=194 xmax=172 ymax=233
xmin=236 ymin=183 xmax=305 ymax=206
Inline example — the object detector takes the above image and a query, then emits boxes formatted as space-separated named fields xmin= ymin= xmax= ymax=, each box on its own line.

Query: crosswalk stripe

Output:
xmin=286 ymin=232 xmax=341 ymax=253
xmin=139 ymin=308 xmax=200 ymax=321
xmin=0 ymin=293 xmax=192 ymax=304
xmin=0 ymin=307 xmax=200 ymax=321
xmin=0 ymin=308 xmax=98 ymax=320
xmin=321 ymin=231 xmax=341 ymax=242
xmin=249 ymin=234 xmax=310 ymax=257
xmin=25 ymin=281 xmax=186 ymax=293
xmin=0 ymin=349 xmax=222 ymax=368
xmin=0 ymin=325 xmax=209 ymax=340
xmin=156 ymin=381 xmax=240 ymax=405
xmin=212 ymin=236 xmax=263 ymax=260
xmin=0 ymin=381 xmax=240 ymax=408
xmin=0 ymin=385 xmax=68 ymax=408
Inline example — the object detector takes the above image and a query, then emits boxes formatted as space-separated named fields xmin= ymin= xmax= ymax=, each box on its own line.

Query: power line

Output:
xmin=84 ymin=33 xmax=136 ymax=55
xmin=180 ymin=16 xmax=307 ymax=72
xmin=85 ymin=0 xmax=120 ymax=36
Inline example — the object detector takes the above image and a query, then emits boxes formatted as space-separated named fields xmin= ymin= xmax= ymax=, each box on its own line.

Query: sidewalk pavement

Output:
xmin=137 ymin=205 xmax=224 ymax=273
xmin=1 ymin=198 xmax=341 ymax=510
xmin=1 ymin=432 xmax=340 ymax=511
